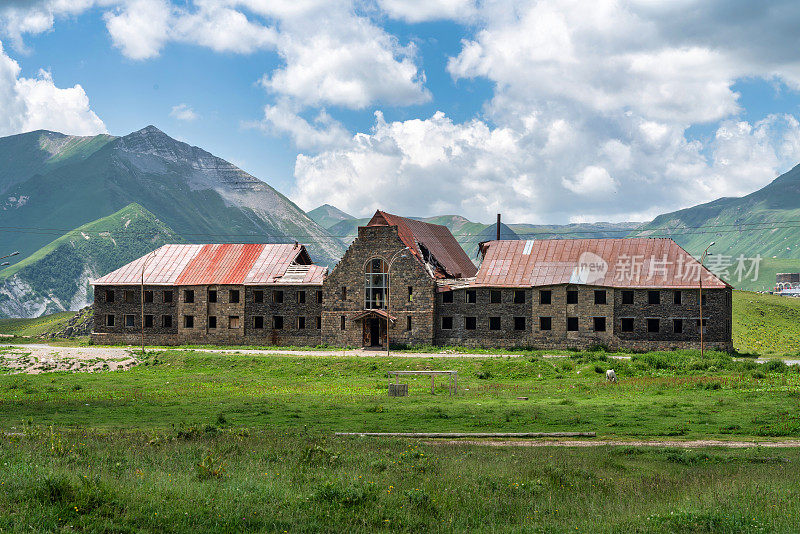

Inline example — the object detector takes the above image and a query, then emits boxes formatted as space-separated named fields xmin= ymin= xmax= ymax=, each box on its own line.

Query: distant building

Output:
xmin=776 ymin=273 xmax=800 ymax=292
xmin=92 ymin=210 xmax=732 ymax=351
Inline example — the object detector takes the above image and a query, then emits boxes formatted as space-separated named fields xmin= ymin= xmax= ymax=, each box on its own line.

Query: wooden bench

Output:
xmin=388 ymin=370 xmax=457 ymax=395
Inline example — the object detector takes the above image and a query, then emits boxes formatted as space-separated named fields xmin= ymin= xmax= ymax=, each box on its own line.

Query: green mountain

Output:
xmin=308 ymin=204 xmax=355 ymax=229
xmin=0 ymin=127 xmax=344 ymax=272
xmin=632 ymin=163 xmax=800 ymax=290
xmin=0 ymin=203 xmax=179 ymax=318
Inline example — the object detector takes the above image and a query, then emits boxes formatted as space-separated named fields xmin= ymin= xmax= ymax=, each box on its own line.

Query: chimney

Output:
xmin=496 ymin=213 xmax=501 ymax=241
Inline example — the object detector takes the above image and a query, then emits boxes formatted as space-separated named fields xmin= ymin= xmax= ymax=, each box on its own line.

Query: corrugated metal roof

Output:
xmin=91 ymin=243 xmax=323 ymax=286
xmin=367 ymin=210 xmax=478 ymax=278
xmin=473 ymin=238 xmax=730 ymax=289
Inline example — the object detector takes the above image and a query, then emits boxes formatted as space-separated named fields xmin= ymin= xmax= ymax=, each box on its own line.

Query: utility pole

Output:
xmin=140 ymin=250 xmax=158 ymax=357
xmin=699 ymin=242 xmax=715 ymax=358
xmin=386 ymin=247 xmax=410 ymax=357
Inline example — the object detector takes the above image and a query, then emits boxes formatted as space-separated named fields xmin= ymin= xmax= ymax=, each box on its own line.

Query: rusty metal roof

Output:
xmin=92 ymin=243 xmax=324 ymax=286
xmin=473 ymin=238 xmax=730 ymax=289
xmin=367 ymin=210 xmax=477 ymax=279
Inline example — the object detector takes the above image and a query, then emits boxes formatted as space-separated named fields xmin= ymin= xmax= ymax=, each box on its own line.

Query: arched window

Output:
xmin=365 ymin=258 xmax=388 ymax=309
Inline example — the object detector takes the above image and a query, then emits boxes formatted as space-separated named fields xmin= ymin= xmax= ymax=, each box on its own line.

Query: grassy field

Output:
xmin=1 ymin=349 xmax=799 ymax=532
xmin=733 ymin=290 xmax=800 ymax=356
xmin=0 ymin=312 xmax=75 ymax=338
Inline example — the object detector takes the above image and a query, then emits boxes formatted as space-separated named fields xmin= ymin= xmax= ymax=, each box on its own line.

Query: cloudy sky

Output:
xmin=3 ymin=1 xmax=800 ymax=225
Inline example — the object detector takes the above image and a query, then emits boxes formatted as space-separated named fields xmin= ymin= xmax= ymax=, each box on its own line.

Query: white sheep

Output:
xmin=606 ymin=369 xmax=618 ymax=383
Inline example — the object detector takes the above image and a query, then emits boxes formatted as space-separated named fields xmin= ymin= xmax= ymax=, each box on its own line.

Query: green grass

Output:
xmin=0 ymin=312 xmax=75 ymax=337
xmin=733 ymin=290 xmax=800 ymax=356
xmin=1 ymin=349 xmax=800 ymax=532
xmin=2 ymin=428 xmax=799 ymax=533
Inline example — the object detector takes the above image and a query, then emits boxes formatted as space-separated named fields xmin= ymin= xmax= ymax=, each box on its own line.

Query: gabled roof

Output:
xmin=92 ymin=243 xmax=324 ymax=286
xmin=367 ymin=210 xmax=477 ymax=278
xmin=474 ymin=238 xmax=730 ymax=289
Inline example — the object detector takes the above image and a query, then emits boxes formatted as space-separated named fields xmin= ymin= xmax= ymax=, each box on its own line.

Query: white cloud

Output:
xmin=378 ymin=0 xmax=476 ymax=23
xmin=169 ymin=103 xmax=198 ymax=122
xmin=292 ymin=110 xmax=800 ymax=224
xmin=251 ymin=100 xmax=350 ymax=151
xmin=0 ymin=42 xmax=106 ymax=136
xmin=104 ymin=0 xmax=171 ymax=60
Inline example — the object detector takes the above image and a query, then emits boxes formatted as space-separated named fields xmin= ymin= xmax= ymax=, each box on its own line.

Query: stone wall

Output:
xmin=244 ymin=285 xmax=323 ymax=346
xmin=321 ymin=225 xmax=436 ymax=347
xmin=435 ymin=288 xmax=532 ymax=347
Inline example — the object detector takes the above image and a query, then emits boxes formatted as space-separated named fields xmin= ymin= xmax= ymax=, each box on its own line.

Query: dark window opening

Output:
xmin=184 ymin=315 xmax=194 ymax=328
xmin=208 ymin=316 xmax=217 ymax=329
xmin=594 ymin=290 xmax=606 ymax=305
xmin=340 ymin=315 xmax=346 ymax=330
xmin=514 ymin=290 xmax=526 ymax=304
xmin=442 ymin=291 xmax=453 ymax=303
xmin=315 ymin=316 xmax=321 ymax=329
xmin=106 ymin=314 xmax=115 ymax=327
xmin=648 ymin=290 xmax=660 ymax=305
xmin=696 ymin=318 xmax=708 ymax=334
xmin=622 ymin=290 xmax=634 ymax=305
xmin=466 ymin=290 xmax=477 ymax=303
xmin=184 ymin=290 xmax=194 ymax=303
xmin=647 ymin=318 xmax=660 ymax=333
xmin=489 ymin=317 xmax=501 ymax=330
xmin=406 ymin=316 xmax=412 ymax=331
xmin=341 ymin=286 xmax=347 ymax=301
xmin=254 ymin=316 xmax=264 ymax=329
xmin=408 ymin=286 xmax=413 ymax=302
xmin=442 ymin=316 xmax=453 ymax=330
xmin=490 ymin=290 xmax=502 ymax=304
xmin=567 ymin=317 xmax=579 ymax=331
xmin=253 ymin=290 xmax=264 ymax=303
xmin=272 ymin=290 xmax=284 ymax=304
xmin=701 ymin=293 xmax=707 ymax=306
xmin=540 ymin=290 xmax=552 ymax=305
xmin=673 ymin=318 xmax=683 ymax=333
xmin=298 ymin=316 xmax=306 ymax=329
xmin=514 ymin=317 xmax=526 ymax=331
xmin=162 ymin=315 xmax=172 ymax=328
xmin=593 ymin=317 xmax=606 ymax=332
xmin=124 ymin=290 xmax=135 ymax=303
xmin=124 ymin=314 xmax=135 ymax=327
xmin=229 ymin=316 xmax=240 ymax=329
xmin=229 ymin=290 xmax=240 ymax=304
xmin=162 ymin=290 xmax=173 ymax=303
xmin=465 ymin=316 xmax=477 ymax=330
xmin=144 ymin=290 xmax=153 ymax=303
xmin=208 ymin=290 xmax=217 ymax=303
xmin=105 ymin=289 xmax=114 ymax=303
xmin=144 ymin=315 xmax=154 ymax=328
xmin=567 ymin=290 xmax=578 ymax=304
xmin=621 ymin=318 xmax=634 ymax=332
xmin=674 ymin=290 xmax=682 ymax=305
xmin=297 ymin=291 xmax=306 ymax=304
xmin=316 ymin=290 xmax=323 ymax=303
xmin=539 ymin=316 xmax=552 ymax=331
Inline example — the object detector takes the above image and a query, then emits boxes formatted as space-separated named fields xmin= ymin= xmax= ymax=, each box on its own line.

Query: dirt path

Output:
xmin=428 ymin=439 xmax=800 ymax=448
xmin=0 ymin=345 xmax=136 ymax=374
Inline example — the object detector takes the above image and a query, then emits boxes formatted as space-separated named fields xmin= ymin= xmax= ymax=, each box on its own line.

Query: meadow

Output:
xmin=1 ymin=348 xmax=800 ymax=532
xmin=2 ymin=290 xmax=800 ymax=531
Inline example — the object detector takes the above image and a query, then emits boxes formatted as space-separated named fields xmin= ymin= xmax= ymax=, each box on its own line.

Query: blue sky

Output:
xmin=3 ymin=1 xmax=800 ymax=225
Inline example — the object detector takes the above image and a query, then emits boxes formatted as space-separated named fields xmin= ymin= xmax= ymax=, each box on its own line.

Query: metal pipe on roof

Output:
xmin=496 ymin=214 xmax=501 ymax=241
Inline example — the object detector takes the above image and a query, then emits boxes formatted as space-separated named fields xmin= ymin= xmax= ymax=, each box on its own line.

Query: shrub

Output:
xmin=299 ymin=444 xmax=339 ymax=467
xmin=764 ymin=360 xmax=788 ymax=373
xmin=196 ymin=451 xmax=226 ymax=480
xmin=313 ymin=481 xmax=375 ymax=507
xmin=476 ymin=370 xmax=492 ymax=379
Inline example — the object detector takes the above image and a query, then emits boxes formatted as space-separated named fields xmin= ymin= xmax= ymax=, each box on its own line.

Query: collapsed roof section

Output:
xmin=91 ymin=243 xmax=325 ymax=286
xmin=366 ymin=210 xmax=478 ymax=279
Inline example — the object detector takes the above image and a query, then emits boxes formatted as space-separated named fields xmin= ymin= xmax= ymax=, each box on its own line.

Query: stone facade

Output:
xmin=321 ymin=225 xmax=436 ymax=348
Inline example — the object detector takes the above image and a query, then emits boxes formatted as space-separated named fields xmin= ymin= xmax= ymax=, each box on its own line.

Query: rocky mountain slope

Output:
xmin=0 ymin=127 xmax=344 ymax=271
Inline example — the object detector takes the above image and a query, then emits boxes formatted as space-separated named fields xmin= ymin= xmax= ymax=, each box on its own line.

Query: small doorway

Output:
xmin=362 ymin=317 xmax=386 ymax=347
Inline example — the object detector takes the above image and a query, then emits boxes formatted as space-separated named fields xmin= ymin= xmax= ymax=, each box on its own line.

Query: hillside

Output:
xmin=307 ymin=204 xmax=354 ymax=229
xmin=0 ymin=203 xmax=179 ymax=318
xmin=634 ymin=163 xmax=800 ymax=260
xmin=733 ymin=290 xmax=800 ymax=356
xmin=0 ymin=127 xmax=344 ymax=272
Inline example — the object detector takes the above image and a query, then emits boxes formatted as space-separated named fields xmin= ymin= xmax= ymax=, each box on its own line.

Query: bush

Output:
xmin=196 ymin=451 xmax=226 ymax=480
xmin=313 ymin=481 xmax=375 ymax=507
xmin=764 ymin=360 xmax=788 ymax=373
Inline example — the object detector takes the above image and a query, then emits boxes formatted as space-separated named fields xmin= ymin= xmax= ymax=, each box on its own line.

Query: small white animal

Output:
xmin=606 ymin=369 xmax=618 ymax=383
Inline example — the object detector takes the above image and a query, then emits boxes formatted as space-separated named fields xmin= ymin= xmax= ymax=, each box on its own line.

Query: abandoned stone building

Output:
xmin=92 ymin=210 xmax=733 ymax=351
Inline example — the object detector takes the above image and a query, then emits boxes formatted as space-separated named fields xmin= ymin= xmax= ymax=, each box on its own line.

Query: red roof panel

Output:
xmin=474 ymin=238 xmax=730 ymax=289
